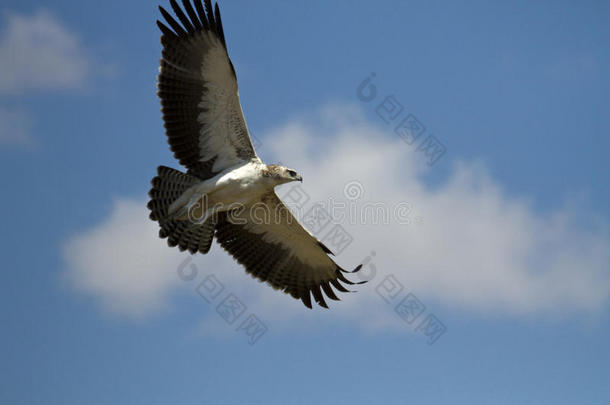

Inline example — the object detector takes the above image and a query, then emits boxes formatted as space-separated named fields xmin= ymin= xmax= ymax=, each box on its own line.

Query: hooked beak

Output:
xmin=296 ymin=175 xmax=303 ymax=182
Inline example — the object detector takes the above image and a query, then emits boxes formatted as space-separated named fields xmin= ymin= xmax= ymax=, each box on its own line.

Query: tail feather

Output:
xmin=148 ymin=166 xmax=216 ymax=254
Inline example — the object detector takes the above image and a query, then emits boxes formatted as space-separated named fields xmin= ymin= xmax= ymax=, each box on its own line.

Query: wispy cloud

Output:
xmin=0 ymin=9 xmax=114 ymax=149
xmin=62 ymin=106 xmax=610 ymax=329
xmin=0 ymin=107 xmax=34 ymax=147
xmin=0 ymin=10 xmax=92 ymax=94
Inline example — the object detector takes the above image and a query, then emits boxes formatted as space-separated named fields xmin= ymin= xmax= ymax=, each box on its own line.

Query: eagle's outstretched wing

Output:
xmin=215 ymin=192 xmax=365 ymax=309
xmin=157 ymin=0 xmax=259 ymax=179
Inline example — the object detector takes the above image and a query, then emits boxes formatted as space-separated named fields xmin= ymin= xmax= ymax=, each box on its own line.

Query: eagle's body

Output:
xmin=148 ymin=0 xmax=364 ymax=308
xmin=168 ymin=159 xmax=266 ymax=220
xmin=168 ymin=159 xmax=300 ymax=223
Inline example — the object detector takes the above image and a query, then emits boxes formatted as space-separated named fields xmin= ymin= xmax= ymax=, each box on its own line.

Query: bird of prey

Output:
xmin=148 ymin=0 xmax=364 ymax=308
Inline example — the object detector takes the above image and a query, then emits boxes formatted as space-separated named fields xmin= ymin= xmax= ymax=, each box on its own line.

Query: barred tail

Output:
xmin=147 ymin=166 xmax=216 ymax=254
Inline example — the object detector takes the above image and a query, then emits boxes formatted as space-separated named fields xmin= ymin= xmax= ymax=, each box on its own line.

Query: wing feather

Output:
xmin=194 ymin=0 xmax=209 ymax=30
xmin=181 ymin=0 xmax=202 ymax=30
xmin=204 ymin=0 xmax=216 ymax=32
xmin=158 ymin=6 xmax=188 ymax=36
xmin=170 ymin=0 xmax=196 ymax=33
xmin=157 ymin=0 xmax=259 ymax=180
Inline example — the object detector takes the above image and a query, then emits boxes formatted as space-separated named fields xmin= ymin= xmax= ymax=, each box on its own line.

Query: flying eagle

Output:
xmin=148 ymin=0 xmax=364 ymax=309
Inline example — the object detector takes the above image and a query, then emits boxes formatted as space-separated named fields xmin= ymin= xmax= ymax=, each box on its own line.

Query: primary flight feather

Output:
xmin=148 ymin=0 xmax=364 ymax=309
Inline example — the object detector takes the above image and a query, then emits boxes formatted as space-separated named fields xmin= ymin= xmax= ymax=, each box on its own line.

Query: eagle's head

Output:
xmin=265 ymin=164 xmax=303 ymax=184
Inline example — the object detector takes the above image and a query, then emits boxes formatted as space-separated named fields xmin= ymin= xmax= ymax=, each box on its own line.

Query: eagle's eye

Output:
xmin=287 ymin=170 xmax=297 ymax=177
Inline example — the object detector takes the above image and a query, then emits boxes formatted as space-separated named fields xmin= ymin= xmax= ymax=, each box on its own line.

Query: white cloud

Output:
xmin=62 ymin=199 xmax=186 ymax=318
xmin=62 ymin=106 xmax=610 ymax=329
xmin=0 ymin=107 xmax=34 ymax=146
xmin=0 ymin=10 xmax=91 ymax=93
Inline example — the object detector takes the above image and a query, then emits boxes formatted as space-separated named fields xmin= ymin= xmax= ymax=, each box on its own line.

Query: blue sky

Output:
xmin=1 ymin=1 xmax=609 ymax=404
